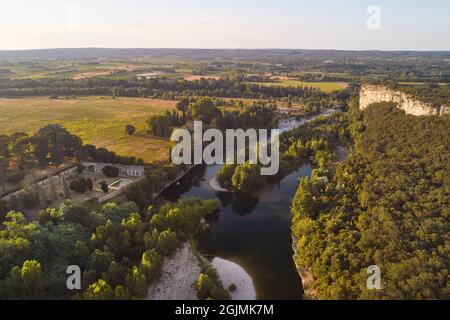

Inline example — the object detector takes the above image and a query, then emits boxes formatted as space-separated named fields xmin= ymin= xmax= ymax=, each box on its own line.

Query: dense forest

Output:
xmin=146 ymin=97 xmax=279 ymax=138
xmin=399 ymin=84 xmax=450 ymax=108
xmin=0 ymin=197 xmax=219 ymax=299
xmin=215 ymin=112 xmax=351 ymax=194
xmin=0 ymin=77 xmax=327 ymax=100
xmin=291 ymin=101 xmax=449 ymax=299
xmin=368 ymin=80 xmax=450 ymax=108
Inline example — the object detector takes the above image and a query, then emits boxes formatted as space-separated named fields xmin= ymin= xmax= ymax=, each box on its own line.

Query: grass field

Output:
xmin=0 ymin=96 xmax=176 ymax=163
xmin=244 ymin=80 xmax=348 ymax=93
xmin=0 ymin=61 xmax=155 ymax=80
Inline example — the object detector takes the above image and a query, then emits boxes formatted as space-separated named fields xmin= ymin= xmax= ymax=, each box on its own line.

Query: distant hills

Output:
xmin=1 ymin=48 xmax=450 ymax=61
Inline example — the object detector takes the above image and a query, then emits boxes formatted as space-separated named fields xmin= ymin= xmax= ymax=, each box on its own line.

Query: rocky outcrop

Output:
xmin=360 ymin=84 xmax=449 ymax=116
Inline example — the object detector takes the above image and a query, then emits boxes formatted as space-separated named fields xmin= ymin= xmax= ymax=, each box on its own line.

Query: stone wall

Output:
xmin=359 ymin=84 xmax=449 ymax=116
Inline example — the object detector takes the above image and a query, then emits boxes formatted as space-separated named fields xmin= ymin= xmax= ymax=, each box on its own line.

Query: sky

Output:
xmin=0 ymin=0 xmax=449 ymax=51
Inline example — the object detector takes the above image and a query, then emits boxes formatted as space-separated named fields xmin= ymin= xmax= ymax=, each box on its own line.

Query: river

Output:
xmin=159 ymin=110 xmax=337 ymax=300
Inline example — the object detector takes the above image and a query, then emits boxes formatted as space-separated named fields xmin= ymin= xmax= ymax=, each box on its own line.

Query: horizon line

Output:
xmin=1 ymin=47 xmax=450 ymax=53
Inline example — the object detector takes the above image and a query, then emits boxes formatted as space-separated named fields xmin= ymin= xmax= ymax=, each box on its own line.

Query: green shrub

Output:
xmin=102 ymin=166 xmax=120 ymax=178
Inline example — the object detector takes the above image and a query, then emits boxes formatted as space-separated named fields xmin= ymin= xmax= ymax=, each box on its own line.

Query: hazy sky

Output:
xmin=1 ymin=0 xmax=449 ymax=50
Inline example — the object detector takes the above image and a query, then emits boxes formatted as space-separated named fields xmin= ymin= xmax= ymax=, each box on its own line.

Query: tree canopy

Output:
xmin=0 ymin=197 xmax=219 ymax=299
xmin=291 ymin=103 xmax=449 ymax=299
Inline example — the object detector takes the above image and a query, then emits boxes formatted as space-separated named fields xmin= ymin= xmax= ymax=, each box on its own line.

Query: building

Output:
xmin=81 ymin=162 xmax=145 ymax=177
xmin=36 ymin=166 xmax=78 ymax=188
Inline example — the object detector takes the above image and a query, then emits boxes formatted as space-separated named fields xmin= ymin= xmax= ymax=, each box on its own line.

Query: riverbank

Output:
xmin=292 ymin=235 xmax=318 ymax=299
xmin=212 ymin=257 xmax=257 ymax=300
xmin=292 ymin=145 xmax=350 ymax=300
xmin=156 ymin=108 xmax=340 ymax=299
xmin=208 ymin=177 xmax=230 ymax=193
xmin=155 ymin=164 xmax=198 ymax=198
xmin=146 ymin=242 xmax=201 ymax=300
xmin=146 ymin=241 xmax=256 ymax=300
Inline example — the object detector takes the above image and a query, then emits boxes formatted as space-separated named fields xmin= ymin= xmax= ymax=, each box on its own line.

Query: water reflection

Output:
xmin=216 ymin=191 xmax=233 ymax=207
xmin=159 ymin=163 xmax=313 ymax=300
xmin=231 ymin=194 xmax=259 ymax=216
xmin=158 ymin=111 xmax=338 ymax=299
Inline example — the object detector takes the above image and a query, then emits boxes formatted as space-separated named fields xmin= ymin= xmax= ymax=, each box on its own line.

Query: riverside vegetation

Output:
xmin=1 ymin=47 xmax=449 ymax=300
xmin=0 ymin=197 xmax=220 ymax=299
xmin=216 ymin=108 xmax=352 ymax=194
xmin=291 ymin=100 xmax=449 ymax=299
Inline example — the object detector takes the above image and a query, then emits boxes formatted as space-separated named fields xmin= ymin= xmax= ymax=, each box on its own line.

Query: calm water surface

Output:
xmin=160 ymin=114 xmax=337 ymax=299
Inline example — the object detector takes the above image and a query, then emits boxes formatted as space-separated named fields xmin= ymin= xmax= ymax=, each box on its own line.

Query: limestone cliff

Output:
xmin=359 ymin=84 xmax=449 ymax=116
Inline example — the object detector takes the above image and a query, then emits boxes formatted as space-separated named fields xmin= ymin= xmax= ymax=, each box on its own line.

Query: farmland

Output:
xmin=244 ymin=80 xmax=348 ymax=93
xmin=0 ymin=96 xmax=176 ymax=162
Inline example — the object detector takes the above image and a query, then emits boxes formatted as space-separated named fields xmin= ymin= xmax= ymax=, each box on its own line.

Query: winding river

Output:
xmin=160 ymin=111 xmax=336 ymax=300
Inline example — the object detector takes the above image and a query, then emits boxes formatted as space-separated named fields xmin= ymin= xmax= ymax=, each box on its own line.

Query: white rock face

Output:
xmin=359 ymin=84 xmax=449 ymax=116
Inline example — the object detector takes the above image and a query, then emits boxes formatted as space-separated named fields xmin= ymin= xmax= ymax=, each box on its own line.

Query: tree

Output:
xmin=34 ymin=124 xmax=84 ymax=166
xmin=101 ymin=261 xmax=127 ymax=288
xmin=156 ymin=229 xmax=178 ymax=256
xmin=9 ymin=260 xmax=44 ymax=300
xmin=73 ymin=241 xmax=89 ymax=268
xmin=291 ymin=177 xmax=319 ymax=219
xmin=197 ymin=273 xmax=213 ymax=300
xmin=69 ymin=178 xmax=89 ymax=194
xmin=102 ymin=166 xmax=119 ymax=178
xmin=89 ymin=249 xmax=114 ymax=275
xmin=146 ymin=115 xmax=172 ymax=137
xmin=126 ymin=183 xmax=149 ymax=209
xmin=86 ymin=178 xmax=93 ymax=191
xmin=141 ymin=249 xmax=163 ymax=281
xmin=83 ymin=144 xmax=97 ymax=158
xmin=101 ymin=181 xmax=109 ymax=193
xmin=125 ymin=266 xmax=147 ymax=298
xmin=216 ymin=164 xmax=237 ymax=190
xmin=83 ymin=279 xmax=113 ymax=300
xmin=125 ymin=124 xmax=136 ymax=136
xmin=61 ymin=201 xmax=92 ymax=226
xmin=78 ymin=178 xmax=88 ymax=194
xmin=190 ymin=97 xmax=222 ymax=125
xmin=113 ymin=285 xmax=129 ymax=300
xmin=12 ymin=136 xmax=36 ymax=173
xmin=196 ymin=269 xmax=230 ymax=300
xmin=231 ymin=163 xmax=261 ymax=193
xmin=176 ymin=97 xmax=190 ymax=117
